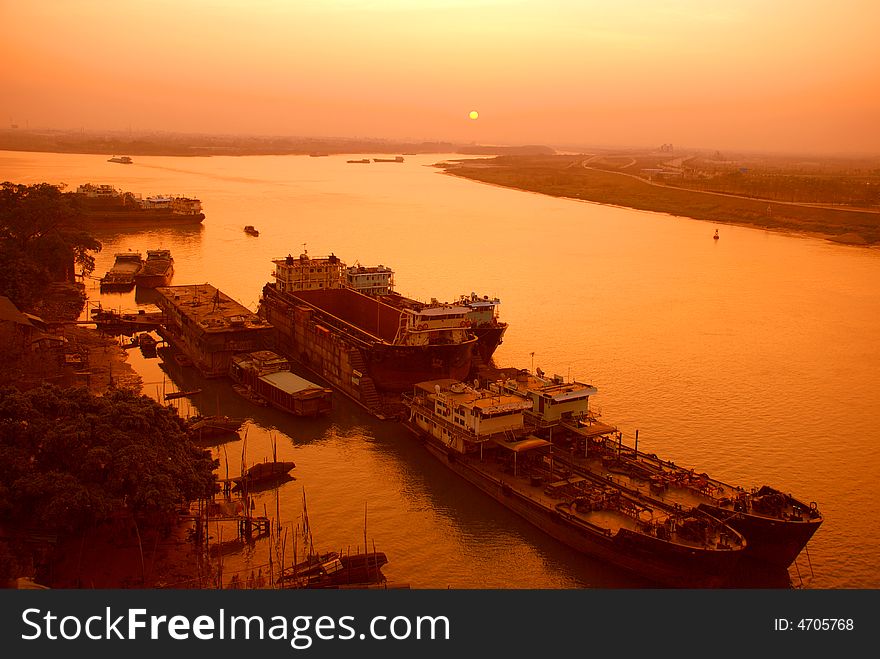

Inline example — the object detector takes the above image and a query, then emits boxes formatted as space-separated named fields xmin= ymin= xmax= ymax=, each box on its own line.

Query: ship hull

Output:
xmin=71 ymin=195 xmax=204 ymax=225
xmin=134 ymin=266 xmax=174 ymax=288
xmin=365 ymin=342 xmax=474 ymax=391
xmin=406 ymin=422 xmax=742 ymax=588
xmin=259 ymin=285 xmax=477 ymax=410
xmin=83 ymin=209 xmax=204 ymax=225
xmin=698 ymin=503 xmax=822 ymax=569
xmin=472 ymin=325 xmax=506 ymax=363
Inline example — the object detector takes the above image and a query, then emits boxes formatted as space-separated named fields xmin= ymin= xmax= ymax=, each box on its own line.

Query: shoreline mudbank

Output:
xmin=440 ymin=159 xmax=880 ymax=247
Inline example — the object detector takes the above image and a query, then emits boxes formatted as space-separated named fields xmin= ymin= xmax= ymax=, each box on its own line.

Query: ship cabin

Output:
xmin=155 ymin=284 xmax=274 ymax=378
xmin=144 ymin=248 xmax=172 ymax=262
xmin=171 ymin=197 xmax=203 ymax=215
xmin=76 ymin=183 xmax=119 ymax=198
xmin=459 ymin=292 xmax=502 ymax=326
xmin=346 ymin=264 xmax=394 ymax=296
xmin=408 ymin=379 xmax=534 ymax=455
xmin=492 ymin=371 xmax=598 ymax=427
xmin=272 ymin=252 xmax=347 ymax=293
xmin=230 ymin=350 xmax=332 ymax=416
xmin=399 ymin=304 xmax=472 ymax=346
xmin=143 ymin=195 xmax=173 ymax=210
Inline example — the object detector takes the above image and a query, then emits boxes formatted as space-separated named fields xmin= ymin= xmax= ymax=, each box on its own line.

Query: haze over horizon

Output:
xmin=4 ymin=0 xmax=879 ymax=155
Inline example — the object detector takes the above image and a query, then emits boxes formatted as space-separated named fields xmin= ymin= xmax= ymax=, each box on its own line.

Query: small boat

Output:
xmin=232 ymin=383 xmax=268 ymax=406
xmin=244 ymin=225 xmax=259 ymax=236
xmin=188 ymin=415 xmax=245 ymax=438
xmin=137 ymin=333 xmax=158 ymax=354
xmin=232 ymin=460 xmax=296 ymax=490
xmin=277 ymin=490 xmax=390 ymax=589
xmin=165 ymin=388 xmax=202 ymax=400
xmin=279 ymin=551 xmax=389 ymax=589
xmin=134 ymin=249 xmax=174 ymax=288
xmin=100 ymin=252 xmax=143 ymax=291
xmin=107 ymin=155 xmax=133 ymax=164
xmin=714 ymin=229 xmax=720 ymax=240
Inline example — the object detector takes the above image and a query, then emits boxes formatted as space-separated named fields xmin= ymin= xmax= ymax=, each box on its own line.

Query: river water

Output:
xmin=2 ymin=150 xmax=878 ymax=588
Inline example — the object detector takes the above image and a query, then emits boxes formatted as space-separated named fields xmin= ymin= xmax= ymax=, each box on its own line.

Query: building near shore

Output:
xmin=155 ymin=284 xmax=274 ymax=378
xmin=0 ymin=295 xmax=36 ymax=356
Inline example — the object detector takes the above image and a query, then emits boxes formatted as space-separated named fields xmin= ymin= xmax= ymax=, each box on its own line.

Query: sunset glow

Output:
xmin=2 ymin=0 xmax=879 ymax=153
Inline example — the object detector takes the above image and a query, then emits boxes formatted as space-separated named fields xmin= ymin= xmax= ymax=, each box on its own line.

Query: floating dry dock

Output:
xmin=155 ymin=284 xmax=274 ymax=378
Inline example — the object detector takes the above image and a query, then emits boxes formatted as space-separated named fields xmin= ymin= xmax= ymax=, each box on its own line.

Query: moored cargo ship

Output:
xmin=343 ymin=263 xmax=507 ymax=364
xmin=70 ymin=184 xmax=205 ymax=225
xmin=488 ymin=368 xmax=823 ymax=570
xmin=403 ymin=379 xmax=747 ymax=587
xmin=155 ymin=284 xmax=275 ymax=378
xmin=134 ymin=249 xmax=174 ymax=288
xmin=99 ymin=251 xmax=143 ymax=291
xmin=258 ymin=252 xmax=478 ymax=416
xmin=380 ymin=290 xmax=507 ymax=364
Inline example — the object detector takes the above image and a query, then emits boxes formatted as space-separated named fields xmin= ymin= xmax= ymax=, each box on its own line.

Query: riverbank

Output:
xmin=439 ymin=156 xmax=880 ymax=245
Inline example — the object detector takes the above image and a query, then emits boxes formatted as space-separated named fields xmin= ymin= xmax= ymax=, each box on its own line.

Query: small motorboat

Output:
xmin=165 ymin=388 xmax=202 ymax=400
xmin=713 ymin=229 xmax=720 ymax=240
xmin=232 ymin=461 xmax=296 ymax=490
xmin=244 ymin=225 xmax=259 ymax=236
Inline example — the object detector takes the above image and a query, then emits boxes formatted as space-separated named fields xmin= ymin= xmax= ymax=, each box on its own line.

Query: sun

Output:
xmin=468 ymin=110 xmax=479 ymax=120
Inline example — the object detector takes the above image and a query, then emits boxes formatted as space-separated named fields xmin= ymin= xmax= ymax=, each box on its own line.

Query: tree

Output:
xmin=0 ymin=182 xmax=102 ymax=309
xmin=0 ymin=385 xmax=218 ymax=534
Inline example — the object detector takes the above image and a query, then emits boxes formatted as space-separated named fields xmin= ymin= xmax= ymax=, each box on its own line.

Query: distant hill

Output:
xmin=0 ymin=129 xmax=457 ymax=158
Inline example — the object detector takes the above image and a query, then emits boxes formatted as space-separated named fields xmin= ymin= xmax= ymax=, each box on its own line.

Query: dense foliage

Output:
xmin=0 ymin=385 xmax=217 ymax=534
xmin=0 ymin=182 xmax=101 ymax=310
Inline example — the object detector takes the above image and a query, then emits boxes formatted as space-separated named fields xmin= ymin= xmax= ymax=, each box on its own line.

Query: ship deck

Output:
xmin=451 ymin=445 xmax=732 ymax=550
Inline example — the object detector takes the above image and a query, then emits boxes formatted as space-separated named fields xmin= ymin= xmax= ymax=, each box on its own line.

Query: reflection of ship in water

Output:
xmin=259 ymin=251 xmax=478 ymax=417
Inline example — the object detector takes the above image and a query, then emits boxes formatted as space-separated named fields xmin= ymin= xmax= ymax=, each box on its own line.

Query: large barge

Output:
xmin=70 ymin=184 xmax=205 ymax=225
xmin=134 ymin=249 xmax=174 ymax=288
xmin=488 ymin=368 xmax=823 ymax=570
xmin=99 ymin=252 xmax=143 ymax=291
xmin=258 ymin=253 xmax=478 ymax=416
xmin=403 ymin=379 xmax=747 ymax=587
xmin=155 ymin=284 xmax=274 ymax=378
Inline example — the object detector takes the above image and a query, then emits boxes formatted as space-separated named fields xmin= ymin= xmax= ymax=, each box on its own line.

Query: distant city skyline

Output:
xmin=3 ymin=0 xmax=879 ymax=155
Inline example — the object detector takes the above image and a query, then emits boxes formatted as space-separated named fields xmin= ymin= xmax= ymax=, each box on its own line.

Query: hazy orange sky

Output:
xmin=3 ymin=0 xmax=879 ymax=154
